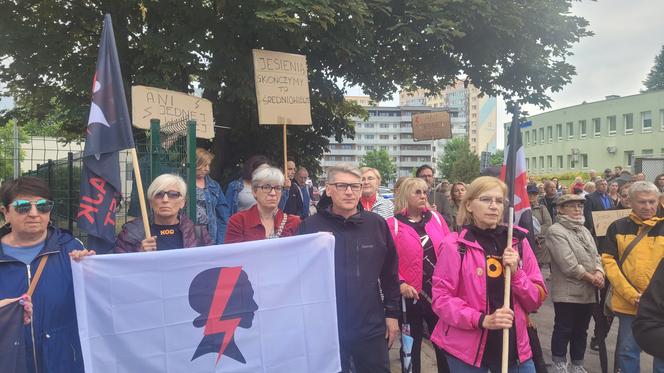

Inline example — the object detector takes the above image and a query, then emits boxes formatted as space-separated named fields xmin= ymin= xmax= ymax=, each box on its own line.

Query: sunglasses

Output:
xmin=11 ymin=199 xmax=54 ymax=214
xmin=154 ymin=191 xmax=182 ymax=199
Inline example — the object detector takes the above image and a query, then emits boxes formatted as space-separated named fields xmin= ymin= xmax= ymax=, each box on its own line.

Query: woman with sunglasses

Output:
xmin=114 ymin=174 xmax=211 ymax=253
xmin=0 ymin=176 xmax=94 ymax=372
xmin=387 ymin=177 xmax=451 ymax=373
xmin=430 ymin=176 xmax=546 ymax=373
xmin=225 ymin=166 xmax=300 ymax=243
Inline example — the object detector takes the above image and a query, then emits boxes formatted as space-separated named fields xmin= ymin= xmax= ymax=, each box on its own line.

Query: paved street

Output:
xmin=389 ymin=276 xmax=654 ymax=372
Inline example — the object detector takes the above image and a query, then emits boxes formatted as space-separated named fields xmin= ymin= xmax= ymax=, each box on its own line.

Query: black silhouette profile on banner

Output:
xmin=189 ymin=267 xmax=258 ymax=366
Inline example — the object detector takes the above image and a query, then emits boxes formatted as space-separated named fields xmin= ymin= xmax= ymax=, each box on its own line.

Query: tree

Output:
xmin=0 ymin=120 xmax=28 ymax=180
xmin=437 ymin=137 xmax=467 ymax=178
xmin=644 ymin=45 xmax=664 ymax=91
xmin=489 ymin=149 xmax=504 ymax=166
xmin=0 ymin=1 xmax=591 ymax=183
xmin=450 ymin=150 xmax=481 ymax=184
xmin=359 ymin=149 xmax=396 ymax=185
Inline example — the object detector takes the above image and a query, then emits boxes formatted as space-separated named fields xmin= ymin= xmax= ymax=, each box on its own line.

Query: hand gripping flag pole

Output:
xmin=78 ymin=14 xmax=150 ymax=252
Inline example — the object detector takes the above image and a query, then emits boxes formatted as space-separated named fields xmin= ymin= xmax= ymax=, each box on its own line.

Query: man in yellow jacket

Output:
xmin=602 ymin=181 xmax=664 ymax=373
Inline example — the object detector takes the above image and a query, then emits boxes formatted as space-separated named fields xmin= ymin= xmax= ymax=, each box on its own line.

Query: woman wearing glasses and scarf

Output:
xmin=430 ymin=176 xmax=546 ymax=373
xmin=387 ymin=177 xmax=451 ymax=373
xmin=225 ymin=166 xmax=300 ymax=243
xmin=0 ymin=176 xmax=94 ymax=372
xmin=114 ymin=174 xmax=211 ymax=253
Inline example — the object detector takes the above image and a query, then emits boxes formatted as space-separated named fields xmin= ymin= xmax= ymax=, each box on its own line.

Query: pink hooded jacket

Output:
xmin=430 ymin=226 xmax=547 ymax=367
xmin=387 ymin=209 xmax=451 ymax=292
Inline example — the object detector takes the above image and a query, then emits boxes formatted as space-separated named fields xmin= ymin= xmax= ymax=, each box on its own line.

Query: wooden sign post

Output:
xmin=252 ymin=49 xmax=312 ymax=173
xmin=412 ymin=111 xmax=452 ymax=141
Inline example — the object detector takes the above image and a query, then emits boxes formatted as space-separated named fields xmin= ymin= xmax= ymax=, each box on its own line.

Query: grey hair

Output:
xmin=327 ymin=163 xmax=361 ymax=183
xmin=628 ymin=181 xmax=660 ymax=199
xmin=147 ymin=174 xmax=187 ymax=199
xmin=251 ymin=166 xmax=285 ymax=188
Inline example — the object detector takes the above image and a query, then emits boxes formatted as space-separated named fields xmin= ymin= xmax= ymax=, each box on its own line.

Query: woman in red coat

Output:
xmin=225 ymin=166 xmax=300 ymax=243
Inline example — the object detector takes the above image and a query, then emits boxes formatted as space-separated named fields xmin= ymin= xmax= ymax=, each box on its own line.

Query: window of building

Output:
xmin=568 ymin=155 xmax=575 ymax=169
xmin=379 ymin=134 xmax=389 ymax=140
xmin=380 ymin=146 xmax=388 ymax=150
xmin=525 ymin=131 xmax=530 ymax=145
xmin=392 ymin=135 xmax=398 ymax=140
xmin=607 ymin=115 xmax=616 ymax=135
xmin=365 ymin=123 xmax=375 ymax=128
xmin=579 ymin=120 xmax=587 ymax=139
xmin=566 ymin=122 xmax=574 ymax=139
xmin=547 ymin=156 xmax=552 ymax=169
xmin=532 ymin=129 xmax=537 ymax=143
xmin=557 ymin=155 xmax=563 ymax=169
xmin=539 ymin=156 xmax=544 ymax=171
xmin=624 ymin=113 xmax=634 ymax=134
xmin=393 ymin=146 xmax=397 ymax=151
xmin=592 ymin=118 xmax=601 ymax=136
xmin=556 ymin=124 xmax=562 ymax=140
xmin=539 ymin=128 xmax=544 ymax=144
xmin=392 ymin=123 xmax=398 ymax=128
xmin=580 ymin=154 xmax=588 ymax=168
xmin=526 ymin=158 xmax=530 ymax=169
xmin=643 ymin=149 xmax=653 ymax=156
xmin=365 ymin=145 xmax=374 ymax=151
xmin=641 ymin=111 xmax=652 ymax=132
xmin=365 ymin=134 xmax=374 ymax=139
xmin=625 ymin=151 xmax=634 ymax=167
xmin=532 ymin=157 xmax=537 ymax=169
xmin=379 ymin=123 xmax=390 ymax=128
xmin=660 ymin=109 xmax=664 ymax=131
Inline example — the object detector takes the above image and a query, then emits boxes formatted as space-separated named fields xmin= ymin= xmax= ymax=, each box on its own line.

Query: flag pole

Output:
xmin=283 ymin=123 xmax=288 ymax=176
xmin=130 ymin=148 xmax=152 ymax=240
xmin=501 ymin=206 xmax=514 ymax=373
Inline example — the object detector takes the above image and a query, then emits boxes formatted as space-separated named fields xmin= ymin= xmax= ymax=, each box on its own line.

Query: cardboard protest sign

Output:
xmin=252 ymin=49 xmax=312 ymax=125
xmin=411 ymin=111 xmax=452 ymax=141
xmin=131 ymin=86 xmax=214 ymax=139
xmin=592 ymin=209 xmax=631 ymax=236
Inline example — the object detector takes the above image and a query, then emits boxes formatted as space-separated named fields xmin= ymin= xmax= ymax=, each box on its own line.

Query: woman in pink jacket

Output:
xmin=430 ymin=176 xmax=547 ymax=372
xmin=388 ymin=177 xmax=451 ymax=373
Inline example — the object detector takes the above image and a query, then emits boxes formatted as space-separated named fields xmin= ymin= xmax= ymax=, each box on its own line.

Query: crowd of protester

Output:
xmin=2 ymin=153 xmax=664 ymax=373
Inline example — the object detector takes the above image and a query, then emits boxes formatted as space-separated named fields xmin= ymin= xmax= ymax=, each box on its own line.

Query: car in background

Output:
xmin=379 ymin=187 xmax=394 ymax=200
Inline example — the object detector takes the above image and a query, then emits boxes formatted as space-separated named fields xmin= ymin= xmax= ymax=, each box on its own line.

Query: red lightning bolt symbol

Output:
xmin=204 ymin=266 xmax=243 ymax=365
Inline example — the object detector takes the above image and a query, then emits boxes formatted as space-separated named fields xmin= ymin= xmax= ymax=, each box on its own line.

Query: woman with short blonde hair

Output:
xmin=456 ymin=176 xmax=507 ymax=228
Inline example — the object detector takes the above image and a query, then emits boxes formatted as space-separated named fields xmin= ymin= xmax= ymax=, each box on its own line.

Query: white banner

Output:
xmin=72 ymin=233 xmax=340 ymax=373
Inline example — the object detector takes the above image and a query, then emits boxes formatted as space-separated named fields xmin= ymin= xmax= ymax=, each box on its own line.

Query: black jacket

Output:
xmin=298 ymin=208 xmax=400 ymax=342
xmin=583 ymin=191 xmax=615 ymax=237
xmin=283 ymin=180 xmax=313 ymax=219
xmin=633 ymin=259 xmax=664 ymax=360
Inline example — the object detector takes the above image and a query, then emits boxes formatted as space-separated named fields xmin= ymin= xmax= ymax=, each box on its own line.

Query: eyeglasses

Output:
xmin=10 ymin=199 xmax=54 ymax=214
xmin=257 ymin=184 xmax=285 ymax=193
xmin=476 ymin=196 xmax=506 ymax=206
xmin=329 ymin=183 xmax=362 ymax=192
xmin=413 ymin=189 xmax=427 ymax=196
xmin=154 ymin=191 xmax=182 ymax=200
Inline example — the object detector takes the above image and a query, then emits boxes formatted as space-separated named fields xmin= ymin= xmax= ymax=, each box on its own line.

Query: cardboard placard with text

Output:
xmin=411 ymin=111 xmax=452 ymax=141
xmin=252 ymin=49 xmax=312 ymax=125
xmin=592 ymin=209 xmax=632 ymax=236
xmin=131 ymin=86 xmax=214 ymax=139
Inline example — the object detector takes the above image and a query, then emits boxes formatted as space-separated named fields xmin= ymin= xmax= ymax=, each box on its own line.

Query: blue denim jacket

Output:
xmin=202 ymin=175 xmax=229 ymax=244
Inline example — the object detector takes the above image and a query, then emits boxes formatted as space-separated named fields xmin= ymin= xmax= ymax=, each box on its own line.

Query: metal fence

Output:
xmin=0 ymin=119 xmax=197 ymax=241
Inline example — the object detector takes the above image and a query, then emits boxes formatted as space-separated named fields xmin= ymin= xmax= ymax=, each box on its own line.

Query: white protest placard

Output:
xmin=252 ymin=49 xmax=312 ymax=125
xmin=412 ymin=111 xmax=452 ymax=141
xmin=131 ymin=85 xmax=215 ymax=139
xmin=592 ymin=209 xmax=632 ymax=236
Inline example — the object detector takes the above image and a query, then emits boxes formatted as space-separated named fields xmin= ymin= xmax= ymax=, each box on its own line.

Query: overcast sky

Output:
xmin=354 ymin=0 xmax=664 ymax=150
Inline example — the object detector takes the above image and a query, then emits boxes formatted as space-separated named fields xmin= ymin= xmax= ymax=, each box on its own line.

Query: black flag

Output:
xmin=77 ymin=14 xmax=135 ymax=253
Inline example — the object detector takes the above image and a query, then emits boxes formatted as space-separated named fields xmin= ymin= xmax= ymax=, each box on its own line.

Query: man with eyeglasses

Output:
xmin=0 ymin=176 xmax=94 ymax=373
xmin=298 ymin=164 xmax=400 ymax=373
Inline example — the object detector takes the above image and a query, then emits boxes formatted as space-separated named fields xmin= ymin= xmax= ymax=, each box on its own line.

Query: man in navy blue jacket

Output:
xmin=298 ymin=164 xmax=400 ymax=373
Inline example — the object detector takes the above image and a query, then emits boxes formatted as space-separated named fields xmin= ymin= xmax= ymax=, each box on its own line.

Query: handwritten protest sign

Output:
xmin=131 ymin=86 xmax=214 ymax=139
xmin=252 ymin=49 xmax=312 ymax=125
xmin=412 ymin=111 xmax=452 ymax=141
xmin=592 ymin=209 xmax=631 ymax=236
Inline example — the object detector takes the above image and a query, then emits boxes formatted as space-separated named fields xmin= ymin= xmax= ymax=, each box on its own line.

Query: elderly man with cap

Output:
xmin=546 ymin=193 xmax=605 ymax=373
xmin=528 ymin=184 xmax=553 ymax=268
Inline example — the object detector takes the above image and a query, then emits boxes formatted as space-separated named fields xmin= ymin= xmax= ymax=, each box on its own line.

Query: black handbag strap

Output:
xmin=616 ymin=225 xmax=653 ymax=291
